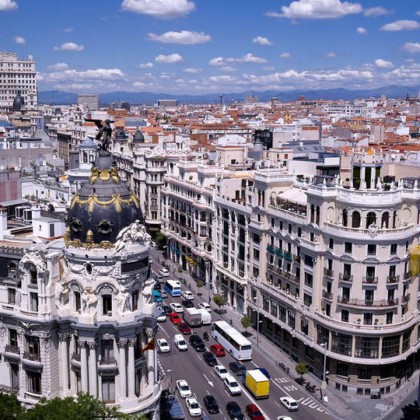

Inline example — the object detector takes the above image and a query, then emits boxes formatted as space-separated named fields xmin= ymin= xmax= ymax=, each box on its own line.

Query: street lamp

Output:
xmin=320 ymin=342 xmax=328 ymax=401
xmin=253 ymin=296 xmax=260 ymax=348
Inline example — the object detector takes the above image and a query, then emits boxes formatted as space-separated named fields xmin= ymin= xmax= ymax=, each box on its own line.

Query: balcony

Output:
xmin=4 ymin=345 xmax=20 ymax=360
xmin=387 ymin=275 xmax=399 ymax=284
xmin=324 ymin=268 xmax=334 ymax=278
xmin=337 ymin=296 xmax=399 ymax=308
xmin=99 ymin=357 xmax=118 ymax=373
xmin=339 ymin=273 xmax=353 ymax=282
xmin=323 ymin=292 xmax=333 ymax=302
xmin=363 ymin=276 xmax=378 ymax=284
xmin=22 ymin=352 xmax=42 ymax=369
xmin=403 ymin=272 xmax=412 ymax=282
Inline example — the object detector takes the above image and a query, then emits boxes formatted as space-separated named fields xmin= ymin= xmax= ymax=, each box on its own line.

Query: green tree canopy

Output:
xmin=154 ymin=231 xmax=166 ymax=248
xmin=213 ymin=294 xmax=226 ymax=309
xmin=241 ymin=316 xmax=252 ymax=332
xmin=295 ymin=362 xmax=309 ymax=384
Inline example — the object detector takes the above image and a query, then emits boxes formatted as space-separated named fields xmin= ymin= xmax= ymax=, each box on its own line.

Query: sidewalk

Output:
xmin=155 ymin=252 xmax=418 ymax=420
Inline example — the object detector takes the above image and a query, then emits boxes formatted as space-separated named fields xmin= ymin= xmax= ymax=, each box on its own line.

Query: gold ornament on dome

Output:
xmin=64 ymin=233 xmax=116 ymax=250
xmin=89 ymin=167 xmax=121 ymax=184
xmin=70 ymin=193 xmax=139 ymax=213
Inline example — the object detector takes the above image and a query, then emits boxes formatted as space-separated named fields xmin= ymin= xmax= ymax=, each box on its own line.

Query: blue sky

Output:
xmin=1 ymin=0 xmax=419 ymax=94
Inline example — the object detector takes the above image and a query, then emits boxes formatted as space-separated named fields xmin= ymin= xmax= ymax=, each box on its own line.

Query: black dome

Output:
xmin=132 ymin=128 xmax=145 ymax=143
xmin=12 ymin=92 xmax=24 ymax=111
xmin=65 ymin=153 xmax=142 ymax=248
xmin=115 ymin=129 xmax=128 ymax=141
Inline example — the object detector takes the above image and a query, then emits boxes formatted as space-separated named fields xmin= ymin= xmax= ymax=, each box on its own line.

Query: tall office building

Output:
xmin=0 ymin=52 xmax=37 ymax=110
xmin=78 ymin=94 xmax=99 ymax=111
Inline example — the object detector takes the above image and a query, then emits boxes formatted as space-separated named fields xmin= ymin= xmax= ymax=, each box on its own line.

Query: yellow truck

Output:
xmin=244 ymin=369 xmax=270 ymax=399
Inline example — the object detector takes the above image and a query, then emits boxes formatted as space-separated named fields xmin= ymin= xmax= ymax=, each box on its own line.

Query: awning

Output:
xmin=279 ymin=188 xmax=307 ymax=206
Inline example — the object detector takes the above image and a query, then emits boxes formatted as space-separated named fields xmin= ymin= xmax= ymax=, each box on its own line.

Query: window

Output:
xmin=102 ymin=376 xmax=115 ymax=403
xmin=363 ymin=313 xmax=373 ymax=325
xmin=30 ymin=292 xmax=38 ymax=312
xmin=341 ymin=310 xmax=349 ymax=322
xmin=344 ymin=242 xmax=352 ymax=253
xmin=366 ymin=266 xmax=375 ymax=282
xmin=342 ymin=209 xmax=348 ymax=226
xmin=27 ymin=371 xmax=42 ymax=394
xmin=101 ymin=339 xmax=115 ymax=360
xmin=352 ymin=211 xmax=361 ymax=228
xmin=310 ymin=232 xmax=314 ymax=242
xmin=132 ymin=290 xmax=139 ymax=311
xmin=390 ymin=244 xmax=397 ymax=255
xmin=10 ymin=364 xmax=19 ymax=389
xmin=366 ymin=212 xmax=376 ymax=228
xmin=103 ymin=295 xmax=112 ymax=315
xmin=329 ymin=238 xmax=334 ymax=249
xmin=367 ymin=244 xmax=376 ymax=255
xmin=386 ymin=312 xmax=393 ymax=325
xmin=303 ymin=293 xmax=312 ymax=307
xmin=304 ymin=272 xmax=313 ymax=288
xmin=298 ymin=227 xmax=302 ymax=237
xmin=8 ymin=288 xmax=16 ymax=305
xmin=74 ymin=291 xmax=81 ymax=311
xmin=365 ymin=289 xmax=374 ymax=304
xmin=9 ymin=329 xmax=18 ymax=347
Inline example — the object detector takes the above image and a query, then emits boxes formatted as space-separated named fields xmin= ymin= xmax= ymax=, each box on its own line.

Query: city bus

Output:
xmin=211 ymin=320 xmax=252 ymax=361
xmin=164 ymin=280 xmax=182 ymax=297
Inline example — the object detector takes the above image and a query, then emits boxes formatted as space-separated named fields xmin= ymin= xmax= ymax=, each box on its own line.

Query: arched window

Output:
xmin=310 ymin=204 xmax=315 ymax=223
xmin=392 ymin=211 xmax=397 ymax=228
xmin=342 ymin=209 xmax=348 ymax=226
xmin=352 ymin=211 xmax=361 ymax=228
xmin=366 ymin=212 xmax=376 ymax=228
xmin=381 ymin=212 xmax=389 ymax=229
xmin=316 ymin=206 xmax=320 ymax=225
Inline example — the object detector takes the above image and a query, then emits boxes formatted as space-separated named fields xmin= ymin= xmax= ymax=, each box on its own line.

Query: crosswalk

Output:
xmin=272 ymin=377 xmax=329 ymax=415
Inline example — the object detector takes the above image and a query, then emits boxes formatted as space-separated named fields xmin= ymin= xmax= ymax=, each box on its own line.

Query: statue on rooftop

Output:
xmin=84 ymin=118 xmax=114 ymax=151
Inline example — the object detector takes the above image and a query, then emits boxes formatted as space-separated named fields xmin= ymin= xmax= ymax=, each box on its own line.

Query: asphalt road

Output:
xmin=151 ymin=253 xmax=331 ymax=419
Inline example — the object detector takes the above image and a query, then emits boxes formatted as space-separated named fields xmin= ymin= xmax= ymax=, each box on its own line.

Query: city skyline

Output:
xmin=0 ymin=0 xmax=419 ymax=94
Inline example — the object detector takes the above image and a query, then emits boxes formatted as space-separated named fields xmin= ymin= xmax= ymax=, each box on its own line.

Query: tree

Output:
xmin=0 ymin=392 xmax=26 ymax=420
xmin=295 ymin=362 xmax=309 ymax=384
xmin=213 ymin=294 xmax=226 ymax=312
xmin=241 ymin=316 xmax=252 ymax=334
xmin=196 ymin=279 xmax=204 ymax=288
xmin=154 ymin=231 xmax=166 ymax=249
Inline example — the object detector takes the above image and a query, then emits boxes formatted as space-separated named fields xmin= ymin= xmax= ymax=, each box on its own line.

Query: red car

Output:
xmin=169 ymin=312 xmax=182 ymax=325
xmin=210 ymin=344 xmax=225 ymax=357
xmin=178 ymin=322 xmax=192 ymax=335
xmin=245 ymin=403 xmax=264 ymax=420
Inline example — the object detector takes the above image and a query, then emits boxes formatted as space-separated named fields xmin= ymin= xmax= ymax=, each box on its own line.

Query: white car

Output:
xmin=157 ymin=338 xmax=170 ymax=353
xmin=280 ymin=396 xmax=299 ymax=412
xmin=176 ymin=379 xmax=192 ymax=398
xmin=186 ymin=397 xmax=202 ymax=417
xmin=170 ymin=302 xmax=184 ymax=313
xmin=181 ymin=290 xmax=194 ymax=300
xmin=159 ymin=268 xmax=170 ymax=277
xmin=214 ymin=364 xmax=229 ymax=379
xmin=224 ymin=375 xmax=241 ymax=396
xmin=156 ymin=313 xmax=166 ymax=322
xmin=174 ymin=334 xmax=188 ymax=351
xmin=277 ymin=417 xmax=293 ymax=420
xmin=198 ymin=302 xmax=211 ymax=312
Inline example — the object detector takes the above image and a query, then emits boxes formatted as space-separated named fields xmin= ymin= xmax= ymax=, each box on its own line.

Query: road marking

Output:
xmin=283 ymin=385 xmax=298 ymax=392
xmin=296 ymin=396 xmax=327 ymax=413
xmin=158 ymin=325 xmax=170 ymax=338
xmin=251 ymin=361 xmax=259 ymax=368
xmin=274 ymin=377 xmax=289 ymax=383
xmin=202 ymin=373 xmax=214 ymax=387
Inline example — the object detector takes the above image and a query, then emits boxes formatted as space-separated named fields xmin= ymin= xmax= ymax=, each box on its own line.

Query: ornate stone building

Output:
xmin=0 ymin=151 xmax=161 ymax=417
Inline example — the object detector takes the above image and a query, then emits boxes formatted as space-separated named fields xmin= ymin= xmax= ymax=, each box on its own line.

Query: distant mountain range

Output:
xmin=38 ymin=85 xmax=419 ymax=106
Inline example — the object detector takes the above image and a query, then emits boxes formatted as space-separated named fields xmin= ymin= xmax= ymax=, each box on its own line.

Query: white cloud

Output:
xmin=326 ymin=52 xmax=336 ymax=58
xmin=356 ymin=27 xmax=366 ymax=34
xmin=155 ymin=53 xmax=183 ymax=63
xmin=183 ymin=67 xmax=202 ymax=73
xmin=220 ymin=66 xmax=236 ymax=72
xmin=208 ymin=75 xmax=235 ymax=83
xmin=139 ymin=62 xmax=154 ymax=68
xmin=43 ymin=68 xmax=124 ymax=83
xmin=209 ymin=53 xmax=267 ymax=66
xmin=121 ymin=0 xmax=195 ymax=19
xmin=267 ymin=0 xmax=362 ymax=19
xmin=14 ymin=36 xmax=25 ymax=44
xmin=402 ymin=42 xmax=420 ymax=53
xmin=363 ymin=7 xmax=392 ymax=17
xmin=0 ymin=0 xmax=18 ymax=11
xmin=147 ymin=30 xmax=210 ymax=44
xmin=54 ymin=42 xmax=84 ymax=51
xmin=374 ymin=59 xmax=393 ymax=69
xmin=279 ymin=52 xmax=291 ymax=59
xmin=48 ymin=62 xmax=70 ymax=71
xmin=253 ymin=36 xmax=272 ymax=46
xmin=381 ymin=20 xmax=420 ymax=31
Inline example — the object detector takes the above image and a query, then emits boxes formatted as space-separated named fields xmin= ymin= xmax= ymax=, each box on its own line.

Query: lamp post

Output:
xmin=253 ymin=295 xmax=260 ymax=348
xmin=320 ymin=342 xmax=328 ymax=400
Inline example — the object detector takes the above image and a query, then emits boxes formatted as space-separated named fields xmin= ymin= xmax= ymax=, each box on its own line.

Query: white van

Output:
xmin=174 ymin=334 xmax=188 ymax=351
xmin=197 ymin=308 xmax=212 ymax=325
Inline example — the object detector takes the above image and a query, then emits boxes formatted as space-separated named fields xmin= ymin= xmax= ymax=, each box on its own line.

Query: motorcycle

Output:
xmin=203 ymin=332 xmax=209 ymax=341
xmin=306 ymin=383 xmax=316 ymax=393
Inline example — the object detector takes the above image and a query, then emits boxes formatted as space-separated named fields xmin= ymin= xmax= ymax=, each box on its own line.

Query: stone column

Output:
xmin=87 ymin=341 xmax=97 ymax=397
xmin=145 ymin=329 xmax=155 ymax=385
xmin=128 ymin=339 xmax=135 ymax=397
xmin=81 ymin=342 xmax=88 ymax=393
xmin=59 ymin=334 xmax=69 ymax=392
xmin=118 ymin=339 xmax=127 ymax=399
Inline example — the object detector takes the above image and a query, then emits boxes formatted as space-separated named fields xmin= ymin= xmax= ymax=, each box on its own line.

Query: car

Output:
xmin=153 ymin=282 xmax=162 ymax=290
xmin=203 ymin=394 xmax=219 ymax=414
xmin=152 ymin=290 xmax=162 ymax=303
xmin=156 ymin=313 xmax=166 ymax=322
xmin=181 ymin=299 xmax=194 ymax=308
xmin=176 ymin=379 xmax=192 ymax=398
xmin=162 ymin=305 xmax=172 ymax=315
xmin=169 ymin=312 xmax=182 ymax=325
xmin=226 ymin=401 xmax=244 ymax=419
xmin=203 ymin=351 xmax=218 ymax=366
xmin=229 ymin=361 xmax=246 ymax=376
xmin=189 ymin=334 xmax=205 ymax=352
xmin=161 ymin=290 xmax=169 ymax=298
xmin=224 ymin=375 xmax=242 ymax=396
xmin=159 ymin=268 xmax=170 ymax=277
xmin=186 ymin=397 xmax=202 ymax=417
xmin=280 ymin=396 xmax=299 ymax=412
xmin=157 ymin=338 xmax=170 ymax=353
xmin=174 ymin=334 xmax=188 ymax=351
xmin=181 ymin=290 xmax=194 ymax=300
xmin=198 ymin=302 xmax=211 ymax=312
xmin=214 ymin=364 xmax=229 ymax=380
xmin=210 ymin=344 xmax=225 ymax=357
xmin=170 ymin=302 xmax=184 ymax=313
xmin=246 ymin=404 xmax=264 ymax=420
xmin=178 ymin=323 xmax=192 ymax=335
xmin=155 ymin=274 xmax=164 ymax=283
